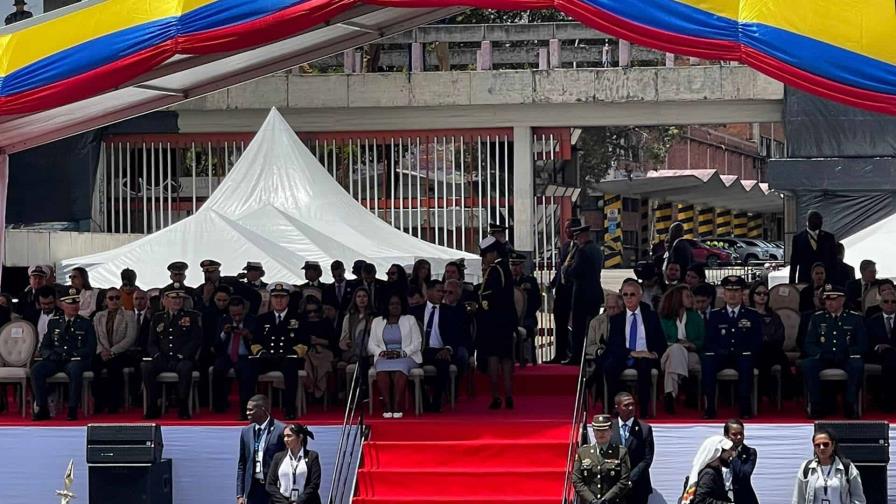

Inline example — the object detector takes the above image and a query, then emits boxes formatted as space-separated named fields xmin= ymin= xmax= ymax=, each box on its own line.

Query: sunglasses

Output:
xmin=814 ymin=442 xmax=831 ymax=449
xmin=106 ymin=295 xmax=121 ymax=301
xmin=755 ymin=291 xmax=769 ymax=296
xmin=882 ymin=300 xmax=896 ymax=305
xmin=621 ymin=292 xmax=639 ymax=298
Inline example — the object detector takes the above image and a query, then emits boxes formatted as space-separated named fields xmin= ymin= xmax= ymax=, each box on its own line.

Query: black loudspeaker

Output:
xmin=86 ymin=423 xmax=163 ymax=464
xmin=815 ymin=421 xmax=889 ymax=504
xmin=88 ymin=459 xmax=172 ymax=504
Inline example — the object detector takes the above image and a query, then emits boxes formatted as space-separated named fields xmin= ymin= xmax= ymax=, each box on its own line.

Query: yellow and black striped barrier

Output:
xmin=603 ymin=194 xmax=623 ymax=268
xmin=654 ymin=202 xmax=673 ymax=242
xmin=733 ymin=212 xmax=749 ymax=237
xmin=716 ymin=208 xmax=732 ymax=236
xmin=697 ymin=207 xmax=715 ymax=238
xmin=747 ymin=214 xmax=763 ymax=238
xmin=640 ymin=198 xmax=650 ymax=256
xmin=676 ymin=203 xmax=695 ymax=238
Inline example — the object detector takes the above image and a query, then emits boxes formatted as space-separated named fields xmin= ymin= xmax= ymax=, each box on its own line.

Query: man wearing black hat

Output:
xmin=572 ymin=414 xmax=631 ymax=504
xmin=702 ymin=276 xmax=763 ymax=419
xmin=31 ymin=287 xmax=97 ymax=421
xmin=5 ymin=0 xmax=31 ymax=26
xmin=242 ymin=261 xmax=268 ymax=290
xmin=550 ymin=218 xmax=580 ymax=363
xmin=476 ymin=236 xmax=517 ymax=409
xmin=164 ymin=261 xmax=199 ymax=309
xmin=292 ymin=261 xmax=329 ymax=310
xmin=801 ymin=284 xmax=867 ymax=419
xmin=510 ymin=252 xmax=541 ymax=366
xmin=565 ymin=224 xmax=605 ymax=365
xmin=250 ymin=283 xmax=308 ymax=420
xmin=142 ymin=282 xmax=203 ymax=419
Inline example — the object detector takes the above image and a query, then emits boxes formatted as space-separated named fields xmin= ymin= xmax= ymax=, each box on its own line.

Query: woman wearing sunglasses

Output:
xmin=91 ymin=287 xmax=138 ymax=413
xmin=793 ymin=428 xmax=865 ymax=504
xmin=748 ymin=281 xmax=791 ymax=401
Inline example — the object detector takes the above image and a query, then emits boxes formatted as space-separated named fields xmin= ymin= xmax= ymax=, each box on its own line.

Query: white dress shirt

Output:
xmin=624 ymin=308 xmax=647 ymax=351
xmin=37 ymin=311 xmax=53 ymax=339
xmin=424 ymin=301 xmax=444 ymax=349
xmin=277 ymin=448 xmax=308 ymax=499
xmin=727 ymin=305 xmax=741 ymax=319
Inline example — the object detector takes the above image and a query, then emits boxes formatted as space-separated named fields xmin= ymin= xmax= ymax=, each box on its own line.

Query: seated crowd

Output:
xmin=5 ymin=225 xmax=539 ymax=422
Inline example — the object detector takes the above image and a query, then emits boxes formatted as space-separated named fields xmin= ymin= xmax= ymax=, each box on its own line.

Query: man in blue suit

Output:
xmin=237 ymin=395 xmax=287 ymax=504
xmin=702 ymin=276 xmax=763 ymax=419
xmin=604 ymin=278 xmax=667 ymax=417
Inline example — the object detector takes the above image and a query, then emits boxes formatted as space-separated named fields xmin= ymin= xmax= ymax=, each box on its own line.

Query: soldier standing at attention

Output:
xmin=142 ymin=282 xmax=202 ymax=419
xmin=31 ymin=287 xmax=97 ymax=421
xmin=476 ymin=236 xmax=517 ymax=410
xmin=572 ymin=414 xmax=631 ymax=504
xmin=801 ymin=284 xmax=866 ymax=419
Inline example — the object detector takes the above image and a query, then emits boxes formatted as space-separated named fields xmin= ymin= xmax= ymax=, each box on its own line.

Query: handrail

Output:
xmin=328 ymin=363 xmax=367 ymax=504
xmin=561 ymin=353 xmax=590 ymax=504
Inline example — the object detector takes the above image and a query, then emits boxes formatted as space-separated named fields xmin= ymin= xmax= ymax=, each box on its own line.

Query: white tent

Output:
xmin=61 ymin=108 xmax=480 ymax=288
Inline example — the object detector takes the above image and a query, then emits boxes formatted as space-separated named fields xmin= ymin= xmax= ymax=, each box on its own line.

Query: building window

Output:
xmin=623 ymin=230 xmax=639 ymax=247
xmin=622 ymin=197 xmax=640 ymax=212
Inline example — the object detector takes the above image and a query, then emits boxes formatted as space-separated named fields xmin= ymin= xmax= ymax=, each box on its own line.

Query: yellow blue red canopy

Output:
xmin=0 ymin=0 xmax=895 ymax=115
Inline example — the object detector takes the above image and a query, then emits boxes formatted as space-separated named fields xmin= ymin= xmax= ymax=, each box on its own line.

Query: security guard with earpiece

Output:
xmin=572 ymin=414 xmax=631 ymax=504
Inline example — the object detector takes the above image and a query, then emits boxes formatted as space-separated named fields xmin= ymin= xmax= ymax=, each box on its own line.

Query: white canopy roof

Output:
xmin=61 ymin=108 xmax=479 ymax=288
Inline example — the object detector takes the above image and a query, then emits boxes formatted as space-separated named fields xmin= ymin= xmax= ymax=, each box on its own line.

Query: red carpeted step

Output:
xmin=355 ymin=468 xmax=565 ymax=499
xmin=353 ymin=497 xmax=559 ymax=504
xmin=368 ymin=419 xmax=570 ymax=442
xmin=363 ymin=439 xmax=569 ymax=469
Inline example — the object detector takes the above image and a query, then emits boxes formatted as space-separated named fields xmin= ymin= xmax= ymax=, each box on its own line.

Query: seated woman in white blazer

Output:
xmin=367 ymin=293 xmax=422 ymax=419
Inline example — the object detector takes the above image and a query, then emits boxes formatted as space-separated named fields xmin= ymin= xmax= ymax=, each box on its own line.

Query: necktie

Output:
xmin=809 ymin=232 xmax=818 ymax=251
xmin=730 ymin=309 xmax=736 ymax=320
xmin=229 ymin=325 xmax=241 ymax=362
xmin=425 ymin=306 xmax=438 ymax=346
xmin=277 ymin=313 xmax=282 ymax=325
xmin=621 ymin=423 xmax=629 ymax=445
xmin=137 ymin=312 xmax=143 ymax=327
xmin=65 ymin=319 xmax=73 ymax=334
xmin=627 ymin=313 xmax=638 ymax=365
xmin=887 ymin=316 xmax=893 ymax=334
xmin=337 ymin=283 xmax=344 ymax=301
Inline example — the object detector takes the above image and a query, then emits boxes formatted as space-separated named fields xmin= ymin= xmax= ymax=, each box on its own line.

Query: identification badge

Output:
xmin=822 ymin=499 xmax=831 ymax=504
xmin=254 ymin=460 xmax=262 ymax=474
xmin=290 ymin=488 xmax=300 ymax=501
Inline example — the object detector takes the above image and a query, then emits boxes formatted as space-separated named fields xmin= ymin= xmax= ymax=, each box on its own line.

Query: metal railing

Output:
xmin=328 ymin=365 xmax=368 ymax=504
xmin=561 ymin=350 xmax=590 ymax=503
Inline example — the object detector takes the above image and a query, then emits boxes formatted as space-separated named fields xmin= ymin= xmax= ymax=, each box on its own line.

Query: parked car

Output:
xmin=681 ymin=239 xmax=738 ymax=267
xmin=708 ymin=237 xmax=781 ymax=264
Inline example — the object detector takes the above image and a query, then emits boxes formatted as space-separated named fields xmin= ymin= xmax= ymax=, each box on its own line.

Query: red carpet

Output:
xmin=354 ymin=365 xmax=578 ymax=504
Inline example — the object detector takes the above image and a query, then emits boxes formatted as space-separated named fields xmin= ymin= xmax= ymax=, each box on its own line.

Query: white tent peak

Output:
xmin=61 ymin=108 xmax=479 ymax=287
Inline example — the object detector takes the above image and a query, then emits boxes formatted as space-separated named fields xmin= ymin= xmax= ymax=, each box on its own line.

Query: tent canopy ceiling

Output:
xmin=2 ymin=0 xmax=896 ymax=153
xmin=591 ymin=170 xmax=783 ymax=214
xmin=59 ymin=108 xmax=479 ymax=288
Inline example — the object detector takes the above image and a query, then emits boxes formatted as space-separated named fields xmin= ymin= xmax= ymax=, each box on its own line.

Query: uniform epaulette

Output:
xmin=813 ymin=310 xmax=826 ymax=315
xmin=847 ymin=310 xmax=862 ymax=316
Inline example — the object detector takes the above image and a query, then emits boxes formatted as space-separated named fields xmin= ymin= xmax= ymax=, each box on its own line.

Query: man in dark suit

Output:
xmin=829 ymin=242 xmax=856 ymax=291
xmin=609 ymin=392 xmax=654 ymax=504
xmin=565 ymin=224 xmax=605 ymax=365
xmin=846 ymin=260 xmax=877 ymax=311
xmin=359 ymin=263 xmax=388 ymax=315
xmin=702 ymin=276 xmax=763 ymax=419
xmin=410 ymin=279 xmax=466 ymax=412
xmin=128 ymin=288 xmax=153 ymax=406
xmin=212 ymin=296 xmax=258 ymax=416
xmin=322 ymin=260 xmax=353 ymax=314
xmin=548 ymin=218 xmax=579 ymax=363
xmin=866 ymin=288 xmax=896 ymax=411
xmin=237 ymin=395 xmax=287 ymax=504
xmin=724 ymin=419 xmax=758 ymax=504
xmin=789 ymin=210 xmax=837 ymax=284
xmin=604 ymin=279 xmax=666 ymax=417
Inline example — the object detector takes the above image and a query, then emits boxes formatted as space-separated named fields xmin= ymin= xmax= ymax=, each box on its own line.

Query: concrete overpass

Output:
xmin=173 ymin=65 xmax=783 ymax=132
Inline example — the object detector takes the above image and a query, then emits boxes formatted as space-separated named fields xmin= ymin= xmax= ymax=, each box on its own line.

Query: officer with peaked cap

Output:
xmin=573 ymin=414 xmax=631 ymax=504
xmin=566 ymin=224 xmax=604 ymax=365
xmin=801 ymin=284 xmax=867 ymax=419
xmin=242 ymin=261 xmax=267 ymax=290
xmin=510 ymin=252 xmax=541 ymax=366
xmin=142 ymin=282 xmax=202 ymax=419
xmin=702 ymin=275 xmax=763 ymax=419
xmin=31 ymin=287 xmax=97 ymax=421
xmin=164 ymin=261 xmax=199 ymax=308
xmin=250 ymin=282 xmax=308 ymax=419
xmin=293 ymin=260 xmax=328 ymax=310
xmin=475 ymin=236 xmax=517 ymax=410
xmin=549 ymin=217 xmax=582 ymax=363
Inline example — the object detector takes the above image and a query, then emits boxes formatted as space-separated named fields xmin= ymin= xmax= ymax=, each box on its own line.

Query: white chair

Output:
xmin=603 ymin=368 xmax=658 ymax=417
xmin=714 ymin=368 xmax=759 ymax=416
xmin=142 ymin=370 xmax=200 ymax=416
xmin=259 ymin=370 xmax=308 ymax=417
xmin=777 ymin=308 xmax=801 ymax=364
xmin=769 ymin=284 xmax=801 ymax=312
xmin=0 ymin=320 xmax=37 ymax=417
xmin=368 ymin=367 xmax=423 ymax=416
xmin=47 ymin=369 xmax=94 ymax=417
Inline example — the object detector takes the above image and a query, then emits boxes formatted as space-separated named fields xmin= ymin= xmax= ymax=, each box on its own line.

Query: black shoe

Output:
xmin=107 ymin=405 xmax=120 ymax=415
xmin=144 ymin=408 xmax=161 ymax=420
xmin=505 ymin=396 xmax=514 ymax=410
xmin=32 ymin=407 xmax=50 ymax=421
xmin=284 ymin=410 xmax=297 ymax=420
xmin=560 ymin=358 xmax=580 ymax=366
xmin=488 ymin=397 xmax=502 ymax=410
xmin=845 ymin=406 xmax=860 ymax=420
xmin=545 ymin=356 xmax=566 ymax=365
xmin=702 ymin=408 xmax=717 ymax=420
xmin=807 ymin=406 xmax=823 ymax=420
xmin=67 ymin=408 xmax=78 ymax=421
xmin=664 ymin=393 xmax=676 ymax=415
xmin=178 ymin=408 xmax=191 ymax=420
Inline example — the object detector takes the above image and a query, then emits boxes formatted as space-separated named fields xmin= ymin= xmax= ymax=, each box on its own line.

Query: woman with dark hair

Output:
xmin=410 ymin=259 xmax=432 ymax=292
xmin=748 ymin=281 xmax=791 ymax=399
xmin=658 ymin=284 xmax=704 ymax=413
xmin=266 ymin=424 xmax=322 ymax=504
xmin=367 ymin=293 xmax=422 ymax=418
xmin=385 ymin=263 xmax=409 ymax=302
xmin=793 ymin=428 xmax=865 ymax=504
xmin=69 ymin=267 xmax=98 ymax=317
xmin=799 ymin=262 xmax=827 ymax=313
xmin=685 ymin=265 xmax=707 ymax=290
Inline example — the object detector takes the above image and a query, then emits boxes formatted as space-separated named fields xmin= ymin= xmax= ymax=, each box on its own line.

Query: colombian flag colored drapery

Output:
xmin=1 ymin=0 xmax=895 ymax=115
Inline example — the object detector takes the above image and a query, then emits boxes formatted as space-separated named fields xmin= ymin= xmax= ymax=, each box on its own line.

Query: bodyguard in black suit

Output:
xmin=724 ymin=419 xmax=758 ymax=504
xmin=609 ymin=392 xmax=654 ymax=504
xmin=866 ymin=289 xmax=896 ymax=411
xmin=566 ymin=224 xmax=605 ymax=364
xmin=238 ymin=395 xmax=287 ymax=504
xmin=789 ymin=211 xmax=837 ymax=284
xmin=549 ymin=218 xmax=579 ymax=363
xmin=604 ymin=279 xmax=666 ymax=416
xmin=702 ymin=276 xmax=763 ymax=419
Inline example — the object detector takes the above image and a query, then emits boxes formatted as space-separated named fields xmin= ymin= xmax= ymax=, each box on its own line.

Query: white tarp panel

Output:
xmin=61 ymin=108 xmax=479 ymax=288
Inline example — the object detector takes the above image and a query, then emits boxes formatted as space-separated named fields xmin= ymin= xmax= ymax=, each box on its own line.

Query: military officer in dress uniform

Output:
xmin=510 ymin=252 xmax=541 ymax=366
xmin=142 ymin=282 xmax=202 ymax=419
xmin=702 ymin=275 xmax=763 ymax=419
xmin=4 ymin=0 xmax=32 ymax=26
xmin=801 ymin=284 xmax=867 ymax=419
xmin=572 ymin=414 xmax=631 ymax=504
xmin=161 ymin=261 xmax=199 ymax=310
xmin=488 ymin=222 xmax=513 ymax=258
xmin=31 ymin=287 xmax=97 ymax=421
xmin=250 ymin=283 xmax=309 ymax=420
